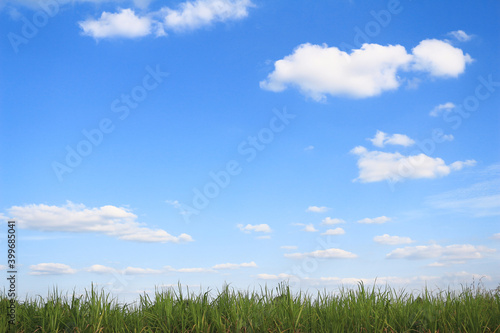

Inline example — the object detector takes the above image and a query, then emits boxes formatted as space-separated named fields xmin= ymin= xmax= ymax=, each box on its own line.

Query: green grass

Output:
xmin=1 ymin=281 xmax=499 ymax=332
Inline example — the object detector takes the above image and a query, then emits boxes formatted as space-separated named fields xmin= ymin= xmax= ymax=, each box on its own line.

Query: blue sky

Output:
xmin=1 ymin=0 xmax=499 ymax=301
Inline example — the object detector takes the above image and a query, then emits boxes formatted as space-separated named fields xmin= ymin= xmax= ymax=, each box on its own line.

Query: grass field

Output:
xmin=1 ymin=281 xmax=499 ymax=332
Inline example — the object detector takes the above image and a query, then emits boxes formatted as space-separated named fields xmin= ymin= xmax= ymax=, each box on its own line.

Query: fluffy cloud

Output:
xmin=351 ymin=146 xmax=475 ymax=183
xmin=161 ymin=0 xmax=253 ymax=31
xmin=30 ymin=263 xmax=77 ymax=275
xmin=447 ymin=30 xmax=473 ymax=42
xmin=78 ymin=0 xmax=254 ymax=38
xmin=369 ymin=130 xmax=415 ymax=148
xmin=260 ymin=39 xmax=472 ymax=100
xmin=306 ymin=206 xmax=330 ymax=213
xmin=8 ymin=201 xmax=193 ymax=243
xmin=357 ymin=216 xmax=391 ymax=224
xmin=321 ymin=217 xmax=345 ymax=225
xmin=386 ymin=244 xmax=495 ymax=262
xmin=321 ymin=227 xmax=345 ymax=236
xmin=79 ymin=9 xmax=154 ymax=39
xmin=237 ymin=223 xmax=272 ymax=233
xmin=260 ymin=43 xmax=412 ymax=100
xmin=411 ymin=39 xmax=473 ymax=78
xmin=284 ymin=248 xmax=357 ymax=259
xmin=430 ymin=102 xmax=455 ymax=117
xmin=374 ymin=234 xmax=414 ymax=245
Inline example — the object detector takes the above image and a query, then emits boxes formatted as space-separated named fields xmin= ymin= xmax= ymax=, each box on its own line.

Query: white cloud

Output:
xmin=306 ymin=206 xmax=330 ymax=213
xmin=87 ymin=264 xmax=118 ymax=274
xmin=493 ymin=233 xmax=500 ymax=240
xmin=430 ymin=102 xmax=455 ymax=117
xmin=448 ymin=30 xmax=473 ymax=42
xmin=77 ymin=0 xmax=254 ymax=38
xmin=165 ymin=266 xmax=215 ymax=273
xmin=260 ymin=42 xmax=412 ymax=100
xmin=8 ymin=201 xmax=193 ymax=243
xmin=280 ymin=245 xmax=298 ymax=250
xmin=260 ymin=39 xmax=473 ymax=101
xmin=450 ymin=160 xmax=477 ymax=171
xmin=386 ymin=244 xmax=496 ymax=262
xmin=124 ymin=267 xmax=163 ymax=275
xmin=212 ymin=261 xmax=257 ymax=270
xmin=321 ymin=217 xmax=345 ymax=225
xmin=369 ymin=130 xmax=415 ymax=148
xmin=79 ymin=9 xmax=154 ymax=39
xmin=304 ymin=145 xmax=315 ymax=151
xmin=411 ymin=39 xmax=473 ymax=78
xmin=161 ymin=0 xmax=254 ymax=31
xmin=293 ymin=223 xmax=318 ymax=232
xmin=357 ymin=216 xmax=391 ymax=224
xmin=321 ymin=227 xmax=345 ymax=236
xmin=374 ymin=234 xmax=414 ymax=245
xmin=237 ymin=223 xmax=272 ymax=233
xmin=351 ymin=146 xmax=475 ymax=183
xmin=30 ymin=263 xmax=77 ymax=275
xmin=256 ymin=273 xmax=295 ymax=280
xmin=284 ymin=248 xmax=357 ymax=259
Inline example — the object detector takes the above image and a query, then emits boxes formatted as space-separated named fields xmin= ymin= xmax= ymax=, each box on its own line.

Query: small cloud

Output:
xmin=321 ymin=227 xmax=345 ymax=236
xmin=212 ymin=261 xmax=257 ymax=270
xmin=285 ymin=248 xmax=357 ymax=259
xmin=304 ymin=145 xmax=314 ymax=151
xmin=306 ymin=206 xmax=330 ymax=213
xmin=87 ymin=264 xmax=118 ymax=274
xmin=369 ymin=131 xmax=415 ymax=148
xmin=293 ymin=223 xmax=318 ymax=232
xmin=280 ymin=245 xmax=298 ymax=250
xmin=450 ymin=160 xmax=476 ymax=171
xmin=448 ymin=30 xmax=473 ymax=42
xmin=79 ymin=9 xmax=154 ymax=39
xmin=493 ymin=233 xmax=500 ymax=240
xmin=358 ymin=216 xmax=391 ymax=224
xmin=430 ymin=102 xmax=455 ymax=117
xmin=256 ymin=273 xmax=295 ymax=280
xmin=386 ymin=244 xmax=496 ymax=261
xmin=257 ymin=235 xmax=271 ymax=239
xmin=237 ymin=223 xmax=272 ymax=233
xmin=374 ymin=234 xmax=414 ymax=245
xmin=30 ymin=263 xmax=76 ymax=275
xmin=351 ymin=147 xmax=475 ymax=183
xmin=411 ymin=39 xmax=473 ymax=78
xmin=321 ymin=217 xmax=345 ymax=225
xmin=124 ymin=267 xmax=163 ymax=275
